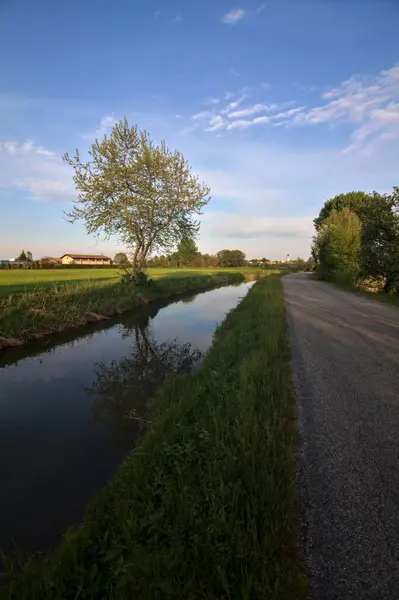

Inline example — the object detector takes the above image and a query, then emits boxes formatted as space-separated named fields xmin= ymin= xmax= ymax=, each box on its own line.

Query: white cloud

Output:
xmin=293 ymin=65 xmax=399 ymax=150
xmin=205 ymin=115 xmax=226 ymax=132
xmin=191 ymin=94 xmax=300 ymax=132
xmin=228 ymin=103 xmax=277 ymax=118
xmin=0 ymin=139 xmax=55 ymax=158
xmin=221 ymin=8 xmax=246 ymax=25
xmin=223 ymin=95 xmax=246 ymax=112
xmin=171 ymin=14 xmax=182 ymax=23
xmin=15 ymin=178 xmax=74 ymax=203
xmin=96 ymin=114 xmax=118 ymax=136
xmin=257 ymin=3 xmax=266 ymax=12
xmin=192 ymin=110 xmax=213 ymax=121
xmin=226 ymin=119 xmax=254 ymax=130
xmin=190 ymin=64 xmax=399 ymax=151
xmin=0 ymin=139 xmax=73 ymax=203
xmin=206 ymin=97 xmax=220 ymax=105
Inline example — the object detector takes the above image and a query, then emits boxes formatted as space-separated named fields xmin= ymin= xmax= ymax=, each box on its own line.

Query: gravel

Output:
xmin=283 ymin=273 xmax=399 ymax=600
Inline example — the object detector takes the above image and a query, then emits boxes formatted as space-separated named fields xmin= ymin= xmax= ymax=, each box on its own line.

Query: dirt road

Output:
xmin=283 ymin=273 xmax=399 ymax=599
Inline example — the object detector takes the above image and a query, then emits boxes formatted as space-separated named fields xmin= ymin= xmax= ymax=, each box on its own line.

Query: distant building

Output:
xmin=25 ymin=250 xmax=33 ymax=261
xmin=285 ymin=254 xmax=291 ymax=263
xmin=60 ymin=253 xmax=111 ymax=265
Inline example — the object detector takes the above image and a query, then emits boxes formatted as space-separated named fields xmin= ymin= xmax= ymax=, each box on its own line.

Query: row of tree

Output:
xmin=312 ymin=188 xmax=399 ymax=293
xmin=116 ymin=241 xmax=248 ymax=269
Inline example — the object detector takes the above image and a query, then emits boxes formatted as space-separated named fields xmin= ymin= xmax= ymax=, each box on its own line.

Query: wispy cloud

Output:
xmin=189 ymin=65 xmax=399 ymax=151
xmin=0 ymin=139 xmax=55 ymax=158
xmin=171 ymin=14 xmax=183 ymax=23
xmin=256 ymin=3 xmax=266 ymax=13
xmin=0 ymin=139 xmax=73 ymax=202
xmin=191 ymin=92 xmax=299 ymax=132
xmin=221 ymin=8 xmax=246 ymax=25
xmin=96 ymin=114 xmax=118 ymax=137
xmin=229 ymin=103 xmax=277 ymax=119
xmin=293 ymin=65 xmax=399 ymax=151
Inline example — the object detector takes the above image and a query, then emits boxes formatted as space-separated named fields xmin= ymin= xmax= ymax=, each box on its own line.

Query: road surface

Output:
xmin=283 ymin=273 xmax=399 ymax=599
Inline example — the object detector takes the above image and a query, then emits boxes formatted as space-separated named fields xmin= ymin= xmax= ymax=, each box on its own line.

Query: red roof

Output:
xmin=60 ymin=254 xmax=111 ymax=260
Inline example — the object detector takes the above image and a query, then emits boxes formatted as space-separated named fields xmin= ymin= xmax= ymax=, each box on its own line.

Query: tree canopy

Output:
xmin=313 ymin=186 xmax=399 ymax=292
xmin=64 ymin=118 xmax=211 ymax=276
xmin=16 ymin=250 xmax=29 ymax=261
xmin=217 ymin=249 xmax=246 ymax=267
xmin=175 ymin=237 xmax=199 ymax=265
xmin=314 ymin=191 xmax=371 ymax=231
xmin=359 ymin=188 xmax=399 ymax=291
xmin=113 ymin=252 xmax=129 ymax=264
xmin=313 ymin=208 xmax=361 ymax=284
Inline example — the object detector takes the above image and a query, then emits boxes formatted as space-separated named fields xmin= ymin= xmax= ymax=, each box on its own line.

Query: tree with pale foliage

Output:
xmin=313 ymin=208 xmax=361 ymax=284
xmin=113 ymin=252 xmax=129 ymax=264
xmin=63 ymin=119 xmax=211 ymax=277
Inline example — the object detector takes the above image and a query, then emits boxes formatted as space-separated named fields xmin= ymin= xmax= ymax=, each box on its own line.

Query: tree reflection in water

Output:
xmin=84 ymin=308 xmax=202 ymax=451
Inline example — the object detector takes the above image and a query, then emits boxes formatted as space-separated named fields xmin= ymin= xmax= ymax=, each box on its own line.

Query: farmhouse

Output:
xmin=60 ymin=254 xmax=111 ymax=265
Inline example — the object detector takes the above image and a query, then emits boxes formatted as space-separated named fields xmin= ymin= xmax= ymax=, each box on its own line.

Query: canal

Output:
xmin=0 ymin=281 xmax=253 ymax=556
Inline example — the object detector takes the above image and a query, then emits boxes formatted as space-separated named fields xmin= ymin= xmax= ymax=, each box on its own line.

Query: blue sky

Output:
xmin=1 ymin=0 xmax=398 ymax=260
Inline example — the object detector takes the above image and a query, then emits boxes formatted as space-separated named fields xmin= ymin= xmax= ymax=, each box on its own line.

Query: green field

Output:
xmin=0 ymin=268 xmax=262 ymax=297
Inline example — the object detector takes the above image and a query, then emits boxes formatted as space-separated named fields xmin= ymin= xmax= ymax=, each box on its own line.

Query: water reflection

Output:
xmin=86 ymin=321 xmax=202 ymax=451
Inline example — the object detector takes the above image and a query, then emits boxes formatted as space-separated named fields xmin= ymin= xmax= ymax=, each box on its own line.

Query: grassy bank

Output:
xmin=0 ymin=267 xmax=264 ymax=297
xmin=0 ymin=273 xmax=246 ymax=351
xmin=2 ymin=274 xmax=304 ymax=600
xmin=314 ymin=274 xmax=399 ymax=309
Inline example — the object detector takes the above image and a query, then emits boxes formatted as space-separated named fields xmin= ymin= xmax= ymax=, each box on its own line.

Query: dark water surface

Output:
xmin=0 ymin=282 xmax=252 ymax=556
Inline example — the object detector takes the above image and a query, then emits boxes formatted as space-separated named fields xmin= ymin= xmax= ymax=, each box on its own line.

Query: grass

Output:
xmin=0 ymin=267 xmax=264 ymax=297
xmin=2 ymin=273 xmax=305 ymax=600
xmin=0 ymin=272 xmax=248 ymax=350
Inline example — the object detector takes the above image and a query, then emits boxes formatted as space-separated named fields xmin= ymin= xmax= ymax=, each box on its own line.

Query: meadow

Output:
xmin=0 ymin=267 xmax=262 ymax=297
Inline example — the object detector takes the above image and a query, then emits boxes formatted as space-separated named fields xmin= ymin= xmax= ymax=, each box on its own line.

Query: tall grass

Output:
xmin=0 ymin=273 xmax=244 ymax=350
xmin=2 ymin=274 xmax=305 ymax=599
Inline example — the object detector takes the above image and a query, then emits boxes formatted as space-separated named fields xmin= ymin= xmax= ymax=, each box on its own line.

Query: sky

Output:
xmin=1 ymin=0 xmax=399 ymax=261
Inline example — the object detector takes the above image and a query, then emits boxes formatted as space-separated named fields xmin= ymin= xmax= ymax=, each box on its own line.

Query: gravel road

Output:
xmin=283 ymin=273 xmax=399 ymax=600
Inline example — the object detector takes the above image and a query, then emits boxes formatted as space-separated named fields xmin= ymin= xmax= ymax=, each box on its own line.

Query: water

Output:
xmin=0 ymin=282 xmax=252 ymax=556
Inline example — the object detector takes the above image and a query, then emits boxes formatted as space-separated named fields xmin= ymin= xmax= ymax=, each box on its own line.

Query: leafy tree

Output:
xmin=359 ymin=188 xmax=399 ymax=292
xmin=294 ymin=257 xmax=306 ymax=268
xmin=63 ymin=118 xmax=211 ymax=277
xmin=114 ymin=252 xmax=129 ymax=264
xmin=314 ymin=191 xmax=371 ymax=231
xmin=217 ymin=249 xmax=246 ymax=267
xmin=176 ymin=237 xmax=199 ymax=266
xmin=313 ymin=208 xmax=361 ymax=284
xmin=16 ymin=250 xmax=27 ymax=261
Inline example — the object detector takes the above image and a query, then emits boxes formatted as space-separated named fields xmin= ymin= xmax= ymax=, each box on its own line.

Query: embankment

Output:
xmin=3 ymin=273 xmax=305 ymax=600
xmin=0 ymin=273 xmax=244 ymax=351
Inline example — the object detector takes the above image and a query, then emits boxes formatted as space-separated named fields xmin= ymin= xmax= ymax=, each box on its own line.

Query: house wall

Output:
xmin=61 ymin=256 xmax=74 ymax=264
xmin=61 ymin=256 xmax=111 ymax=265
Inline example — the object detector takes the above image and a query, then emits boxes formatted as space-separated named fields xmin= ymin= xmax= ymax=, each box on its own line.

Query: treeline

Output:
xmin=313 ymin=187 xmax=399 ymax=293
xmin=146 ymin=239 xmax=248 ymax=268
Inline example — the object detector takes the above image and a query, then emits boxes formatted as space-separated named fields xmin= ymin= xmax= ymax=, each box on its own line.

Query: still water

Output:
xmin=0 ymin=282 xmax=252 ymax=556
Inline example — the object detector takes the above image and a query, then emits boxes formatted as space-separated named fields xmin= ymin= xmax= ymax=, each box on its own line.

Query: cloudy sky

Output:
xmin=1 ymin=0 xmax=398 ymax=260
